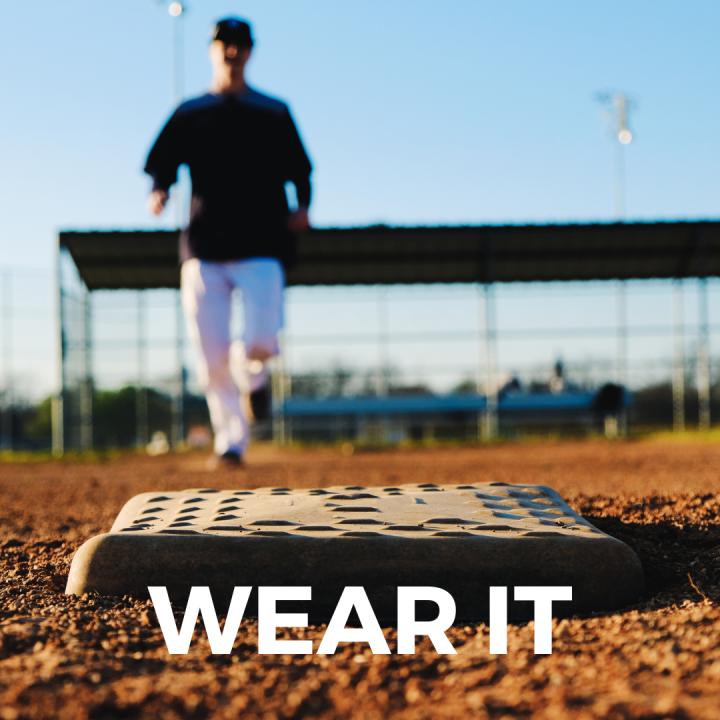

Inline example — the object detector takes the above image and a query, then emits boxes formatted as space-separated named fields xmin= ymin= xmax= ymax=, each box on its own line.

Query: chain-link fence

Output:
xmin=0 ymin=266 xmax=55 ymax=451
xmin=52 ymin=267 xmax=719 ymax=450
xmin=1 ymin=259 xmax=716 ymax=451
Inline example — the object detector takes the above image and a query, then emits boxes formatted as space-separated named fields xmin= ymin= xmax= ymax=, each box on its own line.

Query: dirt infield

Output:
xmin=2 ymin=438 xmax=720 ymax=719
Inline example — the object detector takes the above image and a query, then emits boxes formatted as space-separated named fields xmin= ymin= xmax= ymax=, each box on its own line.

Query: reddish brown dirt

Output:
xmin=2 ymin=438 xmax=720 ymax=719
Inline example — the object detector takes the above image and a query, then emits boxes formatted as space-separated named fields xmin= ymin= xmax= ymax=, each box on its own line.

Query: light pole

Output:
xmin=155 ymin=1 xmax=189 ymax=448
xmin=596 ymin=91 xmax=635 ymax=219
xmin=167 ymin=2 xmax=186 ymax=103
xmin=164 ymin=1 xmax=188 ymax=224
xmin=154 ymin=1 xmax=187 ymax=103
xmin=596 ymin=92 xmax=635 ymax=435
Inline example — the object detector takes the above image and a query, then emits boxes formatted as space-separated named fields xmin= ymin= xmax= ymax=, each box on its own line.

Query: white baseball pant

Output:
xmin=181 ymin=257 xmax=285 ymax=456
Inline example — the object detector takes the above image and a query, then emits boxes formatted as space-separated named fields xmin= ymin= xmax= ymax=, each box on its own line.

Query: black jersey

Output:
xmin=144 ymin=86 xmax=312 ymax=264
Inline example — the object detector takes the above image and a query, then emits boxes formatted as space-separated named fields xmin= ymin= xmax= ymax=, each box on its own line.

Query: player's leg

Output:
xmin=181 ymin=259 xmax=249 ymax=461
xmin=230 ymin=257 xmax=285 ymax=421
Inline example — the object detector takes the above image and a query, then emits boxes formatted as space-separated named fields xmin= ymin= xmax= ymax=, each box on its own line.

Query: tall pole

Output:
xmin=173 ymin=294 xmax=186 ymax=448
xmin=167 ymin=1 xmax=186 ymax=220
xmin=272 ymin=331 xmax=288 ymax=446
xmin=170 ymin=2 xmax=185 ymax=102
xmin=136 ymin=291 xmax=149 ymax=448
xmin=597 ymin=92 xmax=633 ymax=433
xmin=80 ymin=290 xmax=93 ymax=450
xmin=596 ymin=91 xmax=634 ymax=219
xmin=482 ymin=284 xmax=499 ymax=440
xmin=475 ymin=285 xmax=485 ymax=441
xmin=376 ymin=287 xmax=390 ymax=441
xmin=165 ymin=1 xmax=188 ymax=448
xmin=697 ymin=278 xmax=711 ymax=430
xmin=616 ymin=280 xmax=628 ymax=435
xmin=615 ymin=139 xmax=626 ymax=218
xmin=376 ymin=287 xmax=389 ymax=397
xmin=672 ymin=280 xmax=686 ymax=433
xmin=53 ymin=252 xmax=65 ymax=456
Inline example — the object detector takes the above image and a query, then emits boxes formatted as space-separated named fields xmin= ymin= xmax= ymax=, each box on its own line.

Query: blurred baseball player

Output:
xmin=144 ymin=17 xmax=312 ymax=467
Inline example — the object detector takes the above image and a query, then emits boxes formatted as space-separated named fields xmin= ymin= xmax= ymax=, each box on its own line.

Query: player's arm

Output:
xmin=143 ymin=108 xmax=185 ymax=216
xmin=282 ymin=107 xmax=313 ymax=232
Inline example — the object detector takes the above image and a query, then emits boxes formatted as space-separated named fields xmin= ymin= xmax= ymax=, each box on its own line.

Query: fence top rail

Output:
xmin=59 ymin=219 xmax=720 ymax=290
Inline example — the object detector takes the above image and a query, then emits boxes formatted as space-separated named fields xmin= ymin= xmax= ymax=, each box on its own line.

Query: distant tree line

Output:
xmin=1 ymin=372 xmax=719 ymax=451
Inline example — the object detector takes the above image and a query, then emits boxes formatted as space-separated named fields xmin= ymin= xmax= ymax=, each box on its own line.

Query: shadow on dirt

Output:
xmin=585 ymin=513 xmax=720 ymax=606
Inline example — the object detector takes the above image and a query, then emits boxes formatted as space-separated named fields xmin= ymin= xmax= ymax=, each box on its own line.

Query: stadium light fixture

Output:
xmin=618 ymin=128 xmax=633 ymax=145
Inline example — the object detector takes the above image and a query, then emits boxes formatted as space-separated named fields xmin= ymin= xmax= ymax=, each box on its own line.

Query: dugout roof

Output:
xmin=59 ymin=219 xmax=720 ymax=290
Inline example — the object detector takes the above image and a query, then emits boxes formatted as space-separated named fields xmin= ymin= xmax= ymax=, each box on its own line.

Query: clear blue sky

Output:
xmin=0 ymin=1 xmax=718 ymax=397
xmin=2 ymin=0 xmax=719 ymax=265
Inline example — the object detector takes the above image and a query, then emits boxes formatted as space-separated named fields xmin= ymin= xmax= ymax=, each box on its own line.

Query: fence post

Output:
xmin=171 ymin=291 xmax=186 ymax=448
xmin=53 ymin=248 xmax=65 ymax=456
xmin=697 ymin=277 xmax=711 ymax=430
xmin=672 ymin=279 xmax=686 ymax=432
xmin=79 ymin=289 xmax=93 ymax=451
xmin=616 ymin=280 xmax=629 ymax=436
xmin=1 ymin=270 xmax=12 ymax=451
xmin=272 ymin=329 xmax=287 ymax=446
xmin=482 ymin=283 xmax=498 ymax=439
xmin=136 ymin=290 xmax=149 ymax=448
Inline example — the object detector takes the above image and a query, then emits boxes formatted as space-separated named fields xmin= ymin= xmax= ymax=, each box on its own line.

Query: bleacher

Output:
xmin=280 ymin=387 xmax=630 ymax=442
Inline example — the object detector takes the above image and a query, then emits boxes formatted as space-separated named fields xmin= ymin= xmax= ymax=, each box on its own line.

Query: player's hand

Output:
xmin=287 ymin=207 xmax=310 ymax=232
xmin=147 ymin=189 xmax=169 ymax=216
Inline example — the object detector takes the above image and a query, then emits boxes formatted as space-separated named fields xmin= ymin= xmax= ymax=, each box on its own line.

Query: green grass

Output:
xmin=632 ymin=427 xmax=720 ymax=443
xmin=0 ymin=447 xmax=146 ymax=464
xmin=2 ymin=426 xmax=717 ymax=463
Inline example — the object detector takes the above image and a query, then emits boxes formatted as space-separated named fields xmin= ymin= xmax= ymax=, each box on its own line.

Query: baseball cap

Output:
xmin=211 ymin=17 xmax=254 ymax=48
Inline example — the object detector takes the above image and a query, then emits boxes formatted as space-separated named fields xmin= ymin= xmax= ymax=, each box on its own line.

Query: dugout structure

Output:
xmin=55 ymin=220 xmax=720 ymax=453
